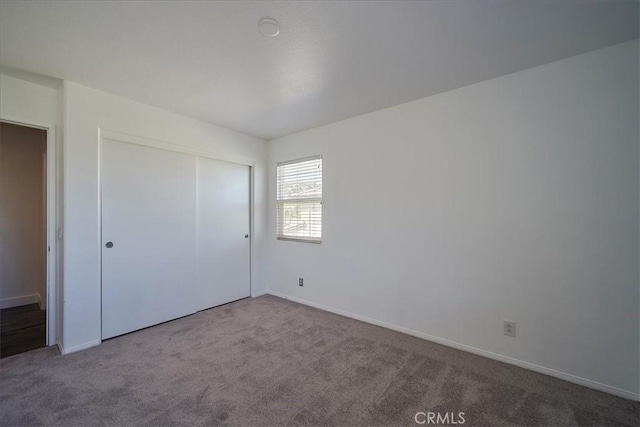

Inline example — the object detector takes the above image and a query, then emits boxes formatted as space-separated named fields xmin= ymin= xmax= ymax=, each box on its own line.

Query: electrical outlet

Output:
xmin=504 ymin=320 xmax=516 ymax=337
xmin=299 ymin=278 xmax=304 ymax=287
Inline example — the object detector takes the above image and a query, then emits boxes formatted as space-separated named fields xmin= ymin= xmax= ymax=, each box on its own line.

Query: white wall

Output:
xmin=0 ymin=123 xmax=46 ymax=307
xmin=0 ymin=73 xmax=60 ymax=125
xmin=267 ymin=40 xmax=639 ymax=398
xmin=62 ymin=82 xmax=267 ymax=352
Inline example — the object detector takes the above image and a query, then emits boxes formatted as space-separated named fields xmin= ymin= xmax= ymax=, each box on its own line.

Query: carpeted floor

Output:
xmin=0 ymin=295 xmax=637 ymax=426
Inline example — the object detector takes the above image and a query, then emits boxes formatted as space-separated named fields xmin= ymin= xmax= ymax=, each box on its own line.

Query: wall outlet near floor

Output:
xmin=504 ymin=320 xmax=516 ymax=337
xmin=299 ymin=278 xmax=304 ymax=287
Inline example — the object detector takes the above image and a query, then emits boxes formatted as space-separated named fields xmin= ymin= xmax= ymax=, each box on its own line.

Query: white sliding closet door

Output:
xmin=197 ymin=158 xmax=250 ymax=311
xmin=101 ymin=139 xmax=198 ymax=339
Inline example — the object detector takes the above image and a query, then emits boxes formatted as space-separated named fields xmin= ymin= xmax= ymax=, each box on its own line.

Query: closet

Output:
xmin=100 ymin=136 xmax=250 ymax=339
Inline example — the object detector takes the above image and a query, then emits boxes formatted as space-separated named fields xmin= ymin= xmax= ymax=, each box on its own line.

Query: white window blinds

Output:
xmin=277 ymin=156 xmax=322 ymax=242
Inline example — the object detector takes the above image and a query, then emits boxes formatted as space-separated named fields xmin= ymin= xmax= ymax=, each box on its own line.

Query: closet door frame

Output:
xmin=98 ymin=129 xmax=256 ymax=333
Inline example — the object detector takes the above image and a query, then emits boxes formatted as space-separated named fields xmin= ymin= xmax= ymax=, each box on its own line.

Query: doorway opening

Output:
xmin=0 ymin=121 xmax=53 ymax=358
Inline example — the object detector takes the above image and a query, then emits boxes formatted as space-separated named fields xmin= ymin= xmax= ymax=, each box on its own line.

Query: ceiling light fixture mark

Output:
xmin=258 ymin=17 xmax=280 ymax=37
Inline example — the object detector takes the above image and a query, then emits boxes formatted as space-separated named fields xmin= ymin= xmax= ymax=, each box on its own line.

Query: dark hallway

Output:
xmin=0 ymin=122 xmax=48 ymax=358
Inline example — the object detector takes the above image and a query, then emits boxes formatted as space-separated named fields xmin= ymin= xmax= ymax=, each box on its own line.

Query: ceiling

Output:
xmin=0 ymin=1 xmax=637 ymax=140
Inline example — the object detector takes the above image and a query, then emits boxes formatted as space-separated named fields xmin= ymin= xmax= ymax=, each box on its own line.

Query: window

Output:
xmin=277 ymin=155 xmax=322 ymax=243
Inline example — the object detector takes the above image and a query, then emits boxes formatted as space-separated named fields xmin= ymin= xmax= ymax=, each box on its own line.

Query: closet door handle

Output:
xmin=244 ymin=234 xmax=249 ymax=238
xmin=105 ymin=242 xmax=114 ymax=248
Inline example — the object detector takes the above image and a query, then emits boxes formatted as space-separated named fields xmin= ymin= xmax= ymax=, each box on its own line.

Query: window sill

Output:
xmin=277 ymin=237 xmax=322 ymax=244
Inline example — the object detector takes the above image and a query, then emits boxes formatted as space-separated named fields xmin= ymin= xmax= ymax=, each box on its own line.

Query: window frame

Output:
xmin=276 ymin=155 xmax=323 ymax=243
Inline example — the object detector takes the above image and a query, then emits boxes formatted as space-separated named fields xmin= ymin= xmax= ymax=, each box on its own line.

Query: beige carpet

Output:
xmin=0 ymin=295 xmax=638 ymax=426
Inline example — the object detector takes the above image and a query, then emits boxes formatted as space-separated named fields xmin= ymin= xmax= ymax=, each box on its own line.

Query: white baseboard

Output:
xmin=267 ymin=291 xmax=639 ymax=402
xmin=0 ymin=293 xmax=41 ymax=309
xmin=56 ymin=339 xmax=101 ymax=355
xmin=251 ymin=290 xmax=269 ymax=298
